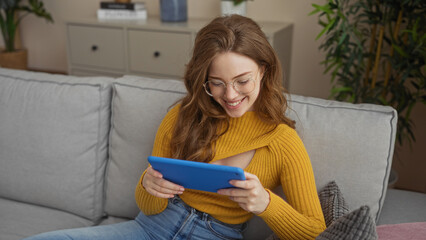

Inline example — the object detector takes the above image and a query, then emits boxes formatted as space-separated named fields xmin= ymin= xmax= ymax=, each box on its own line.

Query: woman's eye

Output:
xmin=237 ymin=79 xmax=249 ymax=85
xmin=210 ymin=81 xmax=223 ymax=87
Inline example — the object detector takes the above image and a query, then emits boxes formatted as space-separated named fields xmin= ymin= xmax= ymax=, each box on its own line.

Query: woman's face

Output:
xmin=207 ymin=52 xmax=263 ymax=118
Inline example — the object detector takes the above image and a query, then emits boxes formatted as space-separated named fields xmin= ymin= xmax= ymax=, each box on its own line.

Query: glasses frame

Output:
xmin=203 ymin=77 xmax=256 ymax=97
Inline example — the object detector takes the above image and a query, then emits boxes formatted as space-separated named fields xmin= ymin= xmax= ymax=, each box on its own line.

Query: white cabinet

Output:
xmin=68 ymin=25 xmax=126 ymax=71
xmin=66 ymin=18 xmax=293 ymax=87
xmin=127 ymin=29 xmax=191 ymax=77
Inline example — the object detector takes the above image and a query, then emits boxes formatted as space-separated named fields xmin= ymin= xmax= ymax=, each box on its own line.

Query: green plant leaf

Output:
xmin=392 ymin=43 xmax=409 ymax=58
xmin=337 ymin=31 xmax=348 ymax=46
xmin=232 ymin=0 xmax=245 ymax=6
xmin=310 ymin=3 xmax=333 ymax=15
xmin=1 ymin=0 xmax=54 ymax=52
xmin=316 ymin=17 xmax=337 ymax=40
xmin=308 ymin=4 xmax=322 ymax=16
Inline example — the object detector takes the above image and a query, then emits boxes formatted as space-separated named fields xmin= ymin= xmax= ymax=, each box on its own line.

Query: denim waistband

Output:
xmin=170 ymin=196 xmax=247 ymax=231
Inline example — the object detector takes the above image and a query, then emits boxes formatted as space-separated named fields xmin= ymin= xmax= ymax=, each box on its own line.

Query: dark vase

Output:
xmin=160 ymin=0 xmax=187 ymax=22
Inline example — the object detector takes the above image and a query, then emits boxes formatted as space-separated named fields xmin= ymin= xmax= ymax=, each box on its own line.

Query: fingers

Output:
xmin=143 ymin=166 xmax=184 ymax=198
xmin=147 ymin=165 xmax=163 ymax=178
xmin=227 ymin=171 xmax=259 ymax=190
xmin=217 ymin=171 xmax=270 ymax=214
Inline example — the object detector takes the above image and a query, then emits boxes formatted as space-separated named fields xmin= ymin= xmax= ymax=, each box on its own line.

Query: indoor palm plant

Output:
xmin=0 ymin=0 xmax=53 ymax=69
xmin=310 ymin=0 xmax=425 ymax=148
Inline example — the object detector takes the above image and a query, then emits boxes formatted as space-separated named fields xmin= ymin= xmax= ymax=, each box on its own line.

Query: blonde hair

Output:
xmin=170 ymin=15 xmax=295 ymax=162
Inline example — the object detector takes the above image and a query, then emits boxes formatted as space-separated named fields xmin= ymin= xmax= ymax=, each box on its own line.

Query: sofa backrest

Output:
xmin=0 ymin=68 xmax=113 ymax=223
xmin=104 ymin=75 xmax=186 ymax=218
xmin=105 ymin=76 xmax=397 ymax=230
xmin=286 ymin=95 xmax=396 ymax=219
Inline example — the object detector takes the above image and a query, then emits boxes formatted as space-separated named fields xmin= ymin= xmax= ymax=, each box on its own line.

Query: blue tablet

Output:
xmin=148 ymin=156 xmax=246 ymax=193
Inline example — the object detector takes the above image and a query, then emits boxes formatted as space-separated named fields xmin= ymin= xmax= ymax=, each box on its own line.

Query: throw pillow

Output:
xmin=264 ymin=181 xmax=349 ymax=239
xmin=318 ymin=181 xmax=350 ymax=227
xmin=264 ymin=181 xmax=374 ymax=240
xmin=316 ymin=205 xmax=378 ymax=240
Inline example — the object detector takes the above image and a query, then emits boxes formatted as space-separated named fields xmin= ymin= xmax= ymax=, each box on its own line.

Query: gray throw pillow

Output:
xmin=264 ymin=181 xmax=375 ymax=240
xmin=318 ymin=180 xmax=350 ymax=227
xmin=265 ymin=181 xmax=348 ymax=239
xmin=316 ymin=205 xmax=378 ymax=240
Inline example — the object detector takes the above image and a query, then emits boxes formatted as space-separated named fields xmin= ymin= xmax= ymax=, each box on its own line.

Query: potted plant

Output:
xmin=221 ymin=0 xmax=248 ymax=16
xmin=310 ymin=0 xmax=425 ymax=187
xmin=310 ymin=0 xmax=425 ymax=148
xmin=0 ymin=0 xmax=53 ymax=69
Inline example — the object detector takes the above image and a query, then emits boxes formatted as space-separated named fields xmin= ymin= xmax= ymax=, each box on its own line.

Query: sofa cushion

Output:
xmin=0 ymin=197 xmax=93 ymax=240
xmin=286 ymin=95 xmax=397 ymax=222
xmin=0 ymin=68 xmax=113 ymax=222
xmin=377 ymin=189 xmax=426 ymax=225
xmin=318 ymin=181 xmax=349 ymax=227
xmin=316 ymin=205 xmax=377 ymax=240
xmin=105 ymin=75 xmax=186 ymax=218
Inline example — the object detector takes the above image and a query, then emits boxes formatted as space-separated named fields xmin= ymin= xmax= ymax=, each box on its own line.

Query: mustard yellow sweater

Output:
xmin=135 ymin=105 xmax=326 ymax=239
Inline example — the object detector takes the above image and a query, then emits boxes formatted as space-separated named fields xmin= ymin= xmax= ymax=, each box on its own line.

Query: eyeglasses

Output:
xmin=203 ymin=76 xmax=256 ymax=97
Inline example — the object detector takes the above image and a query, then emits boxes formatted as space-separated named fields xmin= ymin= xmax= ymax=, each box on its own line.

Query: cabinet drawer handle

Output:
xmin=153 ymin=51 xmax=160 ymax=57
xmin=91 ymin=45 xmax=98 ymax=51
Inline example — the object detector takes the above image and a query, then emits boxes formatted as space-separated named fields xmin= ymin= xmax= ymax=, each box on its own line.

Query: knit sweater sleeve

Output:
xmin=134 ymin=105 xmax=180 ymax=215
xmin=257 ymin=127 xmax=326 ymax=239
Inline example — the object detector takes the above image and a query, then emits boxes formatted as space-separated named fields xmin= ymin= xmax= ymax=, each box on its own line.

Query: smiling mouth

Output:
xmin=225 ymin=97 xmax=245 ymax=107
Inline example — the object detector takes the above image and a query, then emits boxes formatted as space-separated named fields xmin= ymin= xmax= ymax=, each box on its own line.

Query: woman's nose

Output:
xmin=224 ymin=83 xmax=239 ymax=99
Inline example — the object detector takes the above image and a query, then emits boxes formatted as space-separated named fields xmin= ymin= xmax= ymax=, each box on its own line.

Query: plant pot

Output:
xmin=221 ymin=0 xmax=247 ymax=16
xmin=0 ymin=49 xmax=28 ymax=70
xmin=160 ymin=0 xmax=187 ymax=22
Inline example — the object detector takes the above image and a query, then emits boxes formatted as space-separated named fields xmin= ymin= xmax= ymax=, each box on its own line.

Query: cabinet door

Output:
xmin=128 ymin=29 xmax=192 ymax=77
xmin=68 ymin=25 xmax=125 ymax=70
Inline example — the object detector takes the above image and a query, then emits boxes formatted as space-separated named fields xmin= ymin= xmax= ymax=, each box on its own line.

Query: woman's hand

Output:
xmin=217 ymin=172 xmax=270 ymax=215
xmin=142 ymin=166 xmax=184 ymax=198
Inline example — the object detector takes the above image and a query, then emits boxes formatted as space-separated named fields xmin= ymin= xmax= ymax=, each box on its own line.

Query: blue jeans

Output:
xmin=23 ymin=196 xmax=246 ymax=240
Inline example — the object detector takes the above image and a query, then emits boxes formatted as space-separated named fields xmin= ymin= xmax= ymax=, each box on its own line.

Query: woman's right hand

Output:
xmin=142 ymin=166 xmax=185 ymax=198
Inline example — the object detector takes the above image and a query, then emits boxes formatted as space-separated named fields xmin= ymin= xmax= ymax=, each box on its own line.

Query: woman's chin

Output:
xmin=223 ymin=106 xmax=247 ymax=118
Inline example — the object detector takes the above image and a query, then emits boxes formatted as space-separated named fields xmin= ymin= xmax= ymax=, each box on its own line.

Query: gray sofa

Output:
xmin=1 ymin=68 xmax=425 ymax=240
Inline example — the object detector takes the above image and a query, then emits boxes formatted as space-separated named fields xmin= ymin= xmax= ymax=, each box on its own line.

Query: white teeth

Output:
xmin=226 ymin=99 xmax=242 ymax=106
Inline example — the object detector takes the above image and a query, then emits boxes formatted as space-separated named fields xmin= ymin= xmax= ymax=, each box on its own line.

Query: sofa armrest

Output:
xmin=377 ymin=188 xmax=426 ymax=225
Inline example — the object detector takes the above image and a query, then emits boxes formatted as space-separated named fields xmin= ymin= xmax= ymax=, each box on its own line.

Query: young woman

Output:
xmin=24 ymin=15 xmax=325 ymax=240
xmin=136 ymin=14 xmax=325 ymax=239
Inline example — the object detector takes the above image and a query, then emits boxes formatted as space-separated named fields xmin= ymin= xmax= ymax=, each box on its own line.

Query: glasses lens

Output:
xmin=205 ymin=80 xmax=224 ymax=96
xmin=204 ymin=78 xmax=255 ymax=96
xmin=234 ymin=78 xmax=255 ymax=94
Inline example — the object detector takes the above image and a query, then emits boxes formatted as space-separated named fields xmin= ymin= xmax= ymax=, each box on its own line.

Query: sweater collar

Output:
xmin=213 ymin=111 xmax=277 ymax=160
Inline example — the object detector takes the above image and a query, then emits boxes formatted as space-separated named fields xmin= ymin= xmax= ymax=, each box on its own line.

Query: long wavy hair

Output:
xmin=170 ymin=15 xmax=295 ymax=163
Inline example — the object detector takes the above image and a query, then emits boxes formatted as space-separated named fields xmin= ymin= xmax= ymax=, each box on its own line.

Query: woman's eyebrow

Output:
xmin=208 ymin=71 xmax=252 ymax=80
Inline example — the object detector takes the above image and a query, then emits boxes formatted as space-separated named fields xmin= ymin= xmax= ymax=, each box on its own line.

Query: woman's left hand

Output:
xmin=217 ymin=172 xmax=270 ymax=215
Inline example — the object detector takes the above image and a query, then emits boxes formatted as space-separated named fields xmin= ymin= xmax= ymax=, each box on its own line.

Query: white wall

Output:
xmin=16 ymin=0 xmax=331 ymax=98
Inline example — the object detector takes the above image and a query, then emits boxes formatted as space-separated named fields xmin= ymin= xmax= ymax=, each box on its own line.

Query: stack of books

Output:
xmin=97 ymin=1 xmax=147 ymax=20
